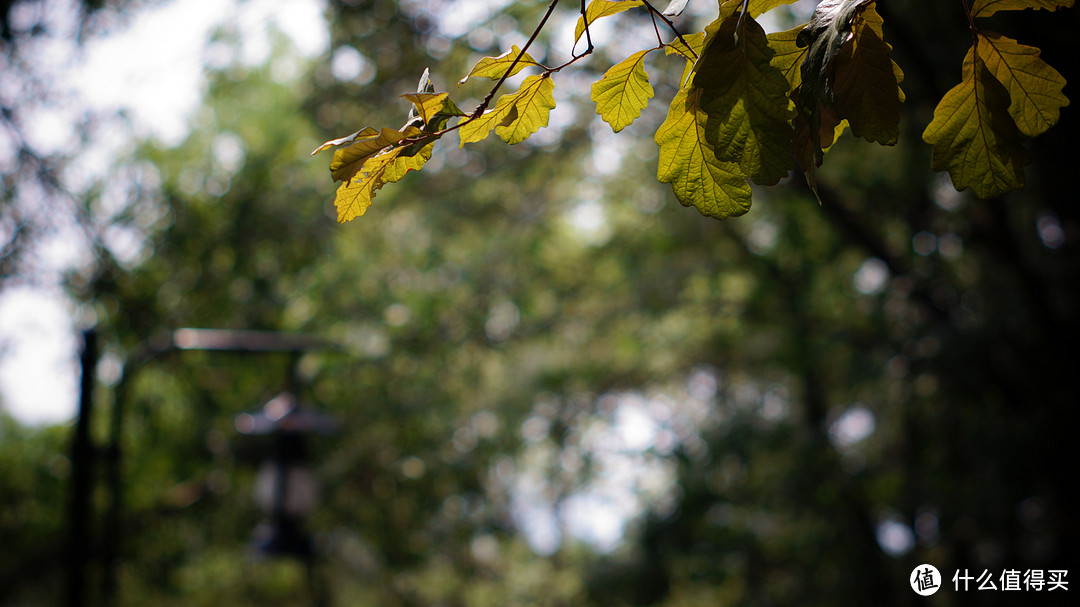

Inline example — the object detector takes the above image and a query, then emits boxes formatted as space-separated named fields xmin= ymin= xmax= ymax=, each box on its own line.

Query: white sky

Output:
xmin=0 ymin=0 xmax=328 ymax=425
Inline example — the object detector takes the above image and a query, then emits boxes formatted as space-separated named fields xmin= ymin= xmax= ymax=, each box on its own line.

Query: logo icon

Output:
xmin=911 ymin=564 xmax=942 ymax=596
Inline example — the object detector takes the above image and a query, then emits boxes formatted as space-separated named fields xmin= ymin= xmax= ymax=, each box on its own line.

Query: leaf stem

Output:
xmin=959 ymin=0 xmax=980 ymax=48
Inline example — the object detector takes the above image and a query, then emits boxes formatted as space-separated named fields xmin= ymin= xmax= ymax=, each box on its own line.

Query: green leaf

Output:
xmin=971 ymin=0 xmax=1074 ymax=19
xmin=693 ymin=11 xmax=795 ymax=185
xmin=328 ymin=126 xmax=423 ymax=182
xmin=977 ymin=31 xmax=1069 ymax=137
xmin=575 ymin=0 xmax=643 ymax=44
xmin=923 ymin=48 xmax=1028 ymax=199
xmin=458 ymin=46 xmax=542 ymax=85
xmin=830 ymin=4 xmax=904 ymax=144
xmin=458 ymin=74 xmax=557 ymax=146
xmin=591 ymin=49 xmax=655 ymax=132
xmin=656 ymin=87 xmax=752 ymax=219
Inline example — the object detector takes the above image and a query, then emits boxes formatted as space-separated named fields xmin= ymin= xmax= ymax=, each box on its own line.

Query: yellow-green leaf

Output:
xmin=311 ymin=127 xmax=379 ymax=156
xmin=334 ymin=149 xmax=403 ymax=222
xmin=768 ymin=25 xmax=808 ymax=89
xmin=591 ymin=49 xmax=655 ymax=132
xmin=666 ymin=31 xmax=703 ymax=62
xmin=656 ymin=87 xmax=752 ymax=219
xmin=333 ymin=139 xmax=436 ymax=223
xmin=665 ymin=32 xmax=704 ymax=89
xmin=971 ymin=0 xmax=1074 ymax=18
xmin=693 ymin=11 xmax=795 ymax=185
xmin=459 ymin=74 xmax=556 ymax=146
xmin=977 ymin=31 xmax=1069 ymax=137
xmin=495 ymin=75 xmax=557 ymax=144
xmin=720 ymin=0 xmax=801 ymax=19
xmin=575 ymin=0 xmax=644 ymax=44
xmin=831 ymin=4 xmax=904 ymax=144
xmin=400 ymin=92 xmax=465 ymax=130
xmin=458 ymin=46 xmax=542 ymax=85
xmin=328 ymin=126 xmax=423 ymax=182
xmin=923 ymin=48 xmax=1028 ymax=198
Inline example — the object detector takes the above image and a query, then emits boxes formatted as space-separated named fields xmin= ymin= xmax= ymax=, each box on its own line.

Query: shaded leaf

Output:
xmin=459 ymin=46 xmax=542 ymax=84
xmin=792 ymin=102 xmax=845 ymax=197
xmin=831 ymin=4 xmax=904 ymax=144
xmin=592 ymin=49 xmax=655 ymax=132
xmin=797 ymin=0 xmax=874 ymax=110
xmin=978 ymin=31 xmax=1069 ymax=137
xmin=693 ymin=11 xmax=794 ymax=185
xmin=576 ymin=0 xmax=644 ymax=43
xmin=923 ymin=48 xmax=1028 ymax=198
xmin=971 ymin=0 xmax=1074 ymax=18
xmin=655 ymin=87 xmax=752 ymax=219
xmin=459 ymin=74 xmax=557 ymax=146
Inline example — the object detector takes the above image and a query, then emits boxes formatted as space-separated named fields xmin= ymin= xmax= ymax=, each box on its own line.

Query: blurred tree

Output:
xmin=1 ymin=1 xmax=1078 ymax=606
xmin=1 ymin=0 xmax=148 ymax=284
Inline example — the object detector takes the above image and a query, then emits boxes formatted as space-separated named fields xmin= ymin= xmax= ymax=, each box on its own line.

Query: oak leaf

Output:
xmin=971 ymin=0 xmax=1074 ymax=18
xmin=575 ymin=0 xmax=644 ymax=44
xmin=591 ymin=49 xmax=655 ymax=132
xmin=977 ymin=32 xmax=1069 ymax=137
xmin=830 ymin=4 xmax=904 ymax=145
xmin=459 ymin=46 xmax=542 ymax=85
xmin=656 ymin=87 xmax=752 ymax=219
xmin=328 ymin=126 xmax=423 ymax=183
xmin=693 ymin=11 xmax=795 ymax=185
xmin=923 ymin=48 xmax=1028 ymax=198
xmin=458 ymin=74 xmax=557 ymax=146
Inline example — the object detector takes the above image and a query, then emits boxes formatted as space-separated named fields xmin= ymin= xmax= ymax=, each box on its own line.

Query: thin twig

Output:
xmin=640 ymin=0 xmax=697 ymax=60
xmin=471 ymin=0 xmax=562 ymax=119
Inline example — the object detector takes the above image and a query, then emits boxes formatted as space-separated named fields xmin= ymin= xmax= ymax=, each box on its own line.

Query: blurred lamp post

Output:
xmin=236 ymin=391 xmax=337 ymax=560
xmin=67 ymin=328 xmax=338 ymax=607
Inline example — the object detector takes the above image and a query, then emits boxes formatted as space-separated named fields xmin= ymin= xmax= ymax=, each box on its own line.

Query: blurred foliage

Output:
xmin=2 ymin=1 xmax=1079 ymax=606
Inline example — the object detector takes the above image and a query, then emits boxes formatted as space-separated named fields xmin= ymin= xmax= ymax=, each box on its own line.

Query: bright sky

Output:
xmin=0 ymin=0 xmax=328 ymax=426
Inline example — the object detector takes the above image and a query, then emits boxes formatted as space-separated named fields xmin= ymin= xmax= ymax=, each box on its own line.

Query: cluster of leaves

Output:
xmin=314 ymin=0 xmax=1072 ymax=222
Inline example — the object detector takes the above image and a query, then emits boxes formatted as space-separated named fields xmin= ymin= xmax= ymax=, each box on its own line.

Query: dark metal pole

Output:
xmin=66 ymin=328 xmax=98 ymax=607
xmin=99 ymin=329 xmax=337 ymax=606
